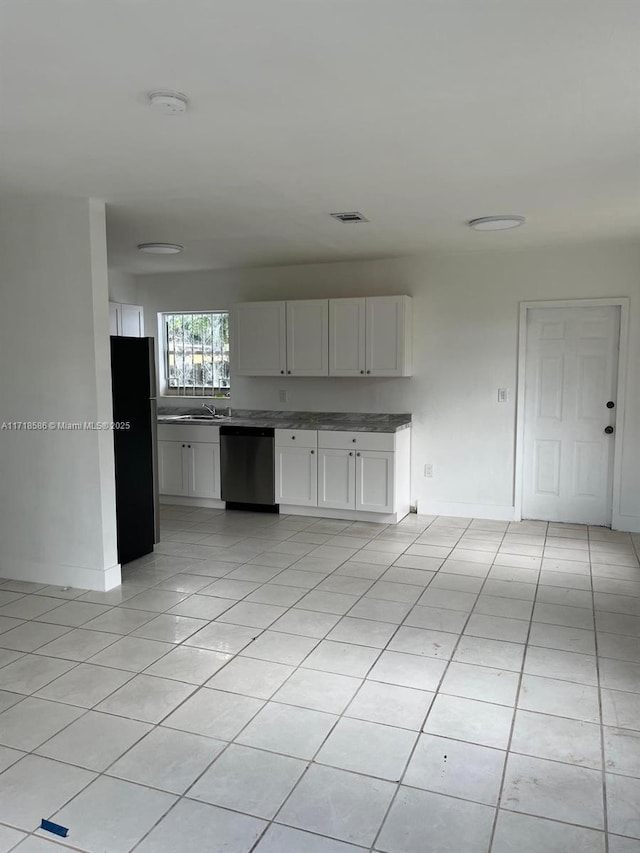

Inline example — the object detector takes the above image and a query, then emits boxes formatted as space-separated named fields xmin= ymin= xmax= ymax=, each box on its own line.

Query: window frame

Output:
xmin=160 ymin=309 xmax=231 ymax=398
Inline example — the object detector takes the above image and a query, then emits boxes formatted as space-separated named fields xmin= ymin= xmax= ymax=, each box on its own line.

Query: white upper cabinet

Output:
xmin=109 ymin=302 xmax=121 ymax=336
xmin=329 ymin=298 xmax=366 ymax=376
xmin=286 ymin=300 xmax=329 ymax=376
xmin=109 ymin=302 xmax=144 ymax=337
xmin=234 ymin=301 xmax=287 ymax=376
xmin=234 ymin=295 xmax=411 ymax=377
xmin=329 ymin=295 xmax=412 ymax=377
xmin=121 ymin=304 xmax=145 ymax=337
xmin=366 ymin=296 xmax=412 ymax=376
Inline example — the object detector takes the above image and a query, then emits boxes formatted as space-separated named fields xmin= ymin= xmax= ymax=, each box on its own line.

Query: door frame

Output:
xmin=514 ymin=297 xmax=630 ymax=527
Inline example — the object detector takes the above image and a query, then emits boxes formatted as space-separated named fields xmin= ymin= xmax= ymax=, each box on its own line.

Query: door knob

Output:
xmin=604 ymin=426 xmax=614 ymax=435
xmin=606 ymin=401 xmax=615 ymax=409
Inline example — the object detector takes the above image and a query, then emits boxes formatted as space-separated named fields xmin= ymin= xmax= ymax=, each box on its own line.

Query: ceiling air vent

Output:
xmin=330 ymin=211 xmax=369 ymax=223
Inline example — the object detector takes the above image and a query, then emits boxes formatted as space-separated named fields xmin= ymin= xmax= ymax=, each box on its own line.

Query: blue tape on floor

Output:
xmin=40 ymin=819 xmax=69 ymax=838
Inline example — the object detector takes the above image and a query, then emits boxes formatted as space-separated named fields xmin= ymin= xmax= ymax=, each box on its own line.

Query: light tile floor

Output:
xmin=0 ymin=508 xmax=639 ymax=852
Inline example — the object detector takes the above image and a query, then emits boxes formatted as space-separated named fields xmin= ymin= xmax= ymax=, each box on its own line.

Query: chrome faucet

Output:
xmin=202 ymin=403 xmax=216 ymax=416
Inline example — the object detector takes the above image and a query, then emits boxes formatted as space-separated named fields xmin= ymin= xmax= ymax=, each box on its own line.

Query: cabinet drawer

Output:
xmin=318 ymin=430 xmax=395 ymax=452
xmin=275 ymin=429 xmax=318 ymax=448
xmin=157 ymin=424 xmax=220 ymax=443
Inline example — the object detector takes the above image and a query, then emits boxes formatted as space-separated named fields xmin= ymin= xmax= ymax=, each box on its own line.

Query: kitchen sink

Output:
xmin=161 ymin=414 xmax=228 ymax=422
xmin=177 ymin=414 xmax=228 ymax=421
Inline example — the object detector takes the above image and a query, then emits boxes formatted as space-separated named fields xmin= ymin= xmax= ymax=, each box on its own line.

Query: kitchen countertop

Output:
xmin=157 ymin=408 xmax=411 ymax=433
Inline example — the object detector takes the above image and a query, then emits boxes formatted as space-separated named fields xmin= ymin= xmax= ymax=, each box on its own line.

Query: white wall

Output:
xmin=135 ymin=240 xmax=640 ymax=530
xmin=0 ymin=197 xmax=120 ymax=590
xmin=108 ymin=268 xmax=138 ymax=304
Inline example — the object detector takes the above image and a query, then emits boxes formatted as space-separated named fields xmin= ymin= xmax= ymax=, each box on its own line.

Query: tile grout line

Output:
xmin=1 ymin=512 xmax=637 ymax=851
xmin=368 ymin=518 xmax=508 ymax=853
xmin=244 ymin=515 xmax=446 ymax=852
xmin=123 ymin=514 xmax=431 ymax=853
xmin=591 ymin=524 xmax=611 ymax=853
xmin=467 ymin=519 xmax=545 ymax=853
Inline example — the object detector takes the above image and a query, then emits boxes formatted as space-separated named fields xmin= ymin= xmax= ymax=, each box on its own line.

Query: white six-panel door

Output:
xmin=522 ymin=306 xmax=620 ymax=525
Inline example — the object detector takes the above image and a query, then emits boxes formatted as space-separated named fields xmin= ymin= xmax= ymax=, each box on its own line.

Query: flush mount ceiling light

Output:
xmin=148 ymin=90 xmax=189 ymax=115
xmin=137 ymin=243 xmax=184 ymax=255
xmin=469 ymin=215 xmax=525 ymax=231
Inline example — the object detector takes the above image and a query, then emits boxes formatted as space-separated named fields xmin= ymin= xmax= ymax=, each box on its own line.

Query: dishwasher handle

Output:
xmin=219 ymin=425 xmax=274 ymax=438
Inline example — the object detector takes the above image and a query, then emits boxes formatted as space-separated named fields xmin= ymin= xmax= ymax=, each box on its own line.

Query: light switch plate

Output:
xmin=497 ymin=388 xmax=509 ymax=403
xmin=279 ymin=390 xmax=288 ymax=403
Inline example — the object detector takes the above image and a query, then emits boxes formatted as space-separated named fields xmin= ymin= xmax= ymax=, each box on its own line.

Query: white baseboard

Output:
xmin=0 ymin=556 xmax=121 ymax=591
xmin=612 ymin=514 xmax=640 ymax=533
xmin=280 ymin=505 xmax=406 ymax=524
xmin=417 ymin=500 xmax=517 ymax=522
xmin=160 ymin=496 xmax=225 ymax=509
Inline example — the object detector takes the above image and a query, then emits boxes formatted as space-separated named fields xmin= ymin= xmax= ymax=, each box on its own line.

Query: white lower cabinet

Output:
xmin=356 ymin=451 xmax=394 ymax=513
xmin=188 ymin=442 xmax=221 ymax=499
xmin=275 ymin=430 xmax=318 ymax=507
xmin=317 ymin=448 xmax=356 ymax=510
xmin=158 ymin=441 xmax=187 ymax=496
xmin=158 ymin=425 xmax=220 ymax=500
xmin=158 ymin=422 xmax=410 ymax=521
xmin=276 ymin=446 xmax=318 ymax=506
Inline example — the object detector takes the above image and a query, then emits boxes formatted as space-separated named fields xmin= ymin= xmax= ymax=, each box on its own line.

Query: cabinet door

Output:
xmin=109 ymin=302 xmax=121 ymax=336
xmin=158 ymin=441 xmax=186 ymax=495
xmin=188 ymin=442 xmax=221 ymax=499
xmin=121 ymin=304 xmax=144 ymax=337
xmin=366 ymin=296 xmax=411 ymax=376
xmin=356 ymin=451 xmax=395 ymax=513
xmin=317 ymin=449 xmax=356 ymax=510
xmin=234 ymin=302 xmax=287 ymax=376
xmin=329 ymin=298 xmax=366 ymax=376
xmin=286 ymin=300 xmax=329 ymax=376
xmin=276 ymin=446 xmax=318 ymax=506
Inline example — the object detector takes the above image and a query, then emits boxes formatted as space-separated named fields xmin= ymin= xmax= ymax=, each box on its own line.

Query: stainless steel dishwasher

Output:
xmin=219 ymin=425 xmax=277 ymax=510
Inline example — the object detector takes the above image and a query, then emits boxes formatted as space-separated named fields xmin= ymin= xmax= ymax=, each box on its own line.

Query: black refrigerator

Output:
xmin=110 ymin=336 xmax=159 ymax=564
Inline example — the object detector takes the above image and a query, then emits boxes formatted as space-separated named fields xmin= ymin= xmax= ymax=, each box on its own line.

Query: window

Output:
xmin=162 ymin=311 xmax=230 ymax=396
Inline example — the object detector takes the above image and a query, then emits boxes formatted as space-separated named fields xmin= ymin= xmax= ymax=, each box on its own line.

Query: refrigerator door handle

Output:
xmin=150 ymin=397 xmax=160 ymax=543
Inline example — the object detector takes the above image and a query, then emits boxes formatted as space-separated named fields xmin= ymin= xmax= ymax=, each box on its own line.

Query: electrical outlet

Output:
xmin=424 ymin=463 xmax=433 ymax=478
xmin=279 ymin=390 xmax=288 ymax=403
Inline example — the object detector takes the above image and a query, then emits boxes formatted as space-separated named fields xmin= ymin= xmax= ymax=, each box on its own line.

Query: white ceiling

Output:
xmin=2 ymin=0 xmax=639 ymax=273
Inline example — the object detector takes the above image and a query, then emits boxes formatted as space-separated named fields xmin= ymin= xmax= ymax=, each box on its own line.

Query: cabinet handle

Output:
xmin=366 ymin=370 xmax=371 ymax=374
xmin=349 ymin=451 xmax=353 ymax=456
xmin=360 ymin=370 xmax=364 ymax=374
xmin=280 ymin=370 xmax=285 ymax=374
xmin=310 ymin=449 xmax=315 ymax=454
xmin=287 ymin=370 xmax=291 ymax=374
xmin=352 ymin=438 xmax=357 ymax=443
xmin=182 ymin=444 xmax=185 ymax=448
xmin=356 ymin=452 xmax=361 ymax=457
xmin=291 ymin=435 xmax=296 ymax=440
xmin=188 ymin=444 xmax=191 ymax=448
